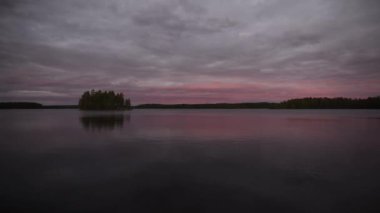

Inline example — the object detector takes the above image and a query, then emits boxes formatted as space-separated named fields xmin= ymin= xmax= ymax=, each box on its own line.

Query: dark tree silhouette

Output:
xmin=277 ymin=96 xmax=380 ymax=109
xmin=125 ymin=98 xmax=131 ymax=109
xmin=79 ymin=90 xmax=131 ymax=110
xmin=0 ymin=102 xmax=42 ymax=109
xmin=135 ymin=96 xmax=380 ymax=109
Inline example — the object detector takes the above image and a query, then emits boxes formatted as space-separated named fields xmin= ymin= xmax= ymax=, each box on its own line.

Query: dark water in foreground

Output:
xmin=0 ymin=109 xmax=379 ymax=213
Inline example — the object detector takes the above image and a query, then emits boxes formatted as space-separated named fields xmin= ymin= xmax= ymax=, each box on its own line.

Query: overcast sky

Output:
xmin=1 ymin=0 xmax=380 ymax=104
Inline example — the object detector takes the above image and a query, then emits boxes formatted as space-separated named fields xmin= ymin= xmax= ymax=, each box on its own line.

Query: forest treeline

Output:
xmin=0 ymin=102 xmax=77 ymax=109
xmin=0 ymin=102 xmax=43 ymax=109
xmin=136 ymin=96 xmax=380 ymax=109
xmin=79 ymin=90 xmax=131 ymax=110
xmin=277 ymin=96 xmax=380 ymax=109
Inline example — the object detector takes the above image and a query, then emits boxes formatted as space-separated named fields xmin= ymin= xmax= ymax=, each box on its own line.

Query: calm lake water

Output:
xmin=0 ymin=109 xmax=379 ymax=212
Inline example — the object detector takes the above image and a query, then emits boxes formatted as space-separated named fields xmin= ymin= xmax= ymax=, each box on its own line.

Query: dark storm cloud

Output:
xmin=0 ymin=0 xmax=380 ymax=104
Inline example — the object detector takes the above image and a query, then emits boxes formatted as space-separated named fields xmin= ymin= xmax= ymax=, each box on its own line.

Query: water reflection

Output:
xmin=1 ymin=109 xmax=380 ymax=212
xmin=80 ymin=112 xmax=130 ymax=131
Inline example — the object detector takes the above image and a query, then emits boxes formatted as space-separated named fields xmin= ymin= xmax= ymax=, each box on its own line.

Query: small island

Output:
xmin=79 ymin=90 xmax=131 ymax=110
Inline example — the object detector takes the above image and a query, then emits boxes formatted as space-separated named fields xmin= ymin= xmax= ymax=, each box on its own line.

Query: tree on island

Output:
xmin=79 ymin=90 xmax=131 ymax=110
xmin=125 ymin=98 xmax=131 ymax=109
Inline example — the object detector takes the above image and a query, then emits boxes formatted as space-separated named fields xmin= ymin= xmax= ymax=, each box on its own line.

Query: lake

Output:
xmin=0 ymin=109 xmax=379 ymax=212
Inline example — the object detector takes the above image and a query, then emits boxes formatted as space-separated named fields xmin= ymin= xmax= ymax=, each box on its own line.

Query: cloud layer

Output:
xmin=1 ymin=0 xmax=380 ymax=104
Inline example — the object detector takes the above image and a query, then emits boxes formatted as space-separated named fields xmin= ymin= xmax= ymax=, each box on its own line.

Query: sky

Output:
xmin=1 ymin=0 xmax=380 ymax=104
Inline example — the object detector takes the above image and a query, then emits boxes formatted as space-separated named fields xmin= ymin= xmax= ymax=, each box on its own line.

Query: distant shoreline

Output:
xmin=0 ymin=102 xmax=78 ymax=109
xmin=1 ymin=96 xmax=380 ymax=109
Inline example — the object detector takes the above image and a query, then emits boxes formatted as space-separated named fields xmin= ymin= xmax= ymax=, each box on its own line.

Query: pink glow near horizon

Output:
xmin=1 ymin=0 xmax=380 ymax=105
xmin=2 ymin=76 xmax=380 ymax=105
xmin=127 ymin=78 xmax=380 ymax=104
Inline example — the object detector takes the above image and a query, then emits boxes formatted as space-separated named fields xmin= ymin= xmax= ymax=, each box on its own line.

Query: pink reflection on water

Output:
xmin=131 ymin=110 xmax=379 ymax=145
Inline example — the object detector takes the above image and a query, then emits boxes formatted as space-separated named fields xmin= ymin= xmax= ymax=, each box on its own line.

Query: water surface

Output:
xmin=0 ymin=109 xmax=379 ymax=212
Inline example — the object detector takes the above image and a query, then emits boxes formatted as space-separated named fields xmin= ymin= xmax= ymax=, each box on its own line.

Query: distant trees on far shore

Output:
xmin=0 ymin=102 xmax=42 ymax=109
xmin=277 ymin=96 xmax=380 ymax=109
xmin=135 ymin=96 xmax=380 ymax=109
xmin=79 ymin=90 xmax=131 ymax=110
